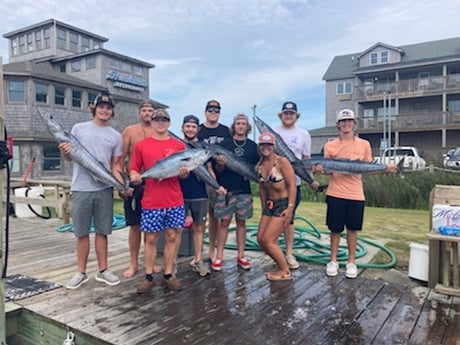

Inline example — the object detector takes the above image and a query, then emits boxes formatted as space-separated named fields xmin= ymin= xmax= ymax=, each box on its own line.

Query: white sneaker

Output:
xmin=286 ymin=254 xmax=300 ymax=269
xmin=95 ymin=269 xmax=120 ymax=286
xmin=346 ymin=263 xmax=358 ymax=279
xmin=326 ymin=261 xmax=339 ymax=277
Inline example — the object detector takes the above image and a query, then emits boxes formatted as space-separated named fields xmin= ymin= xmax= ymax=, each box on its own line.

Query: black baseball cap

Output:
xmin=183 ymin=114 xmax=199 ymax=125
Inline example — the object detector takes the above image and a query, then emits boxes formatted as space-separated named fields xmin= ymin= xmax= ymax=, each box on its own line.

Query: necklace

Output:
xmin=233 ymin=138 xmax=246 ymax=156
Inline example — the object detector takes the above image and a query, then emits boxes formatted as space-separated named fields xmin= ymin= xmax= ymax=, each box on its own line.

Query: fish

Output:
xmin=301 ymin=156 xmax=405 ymax=174
xmin=168 ymin=131 xmax=222 ymax=190
xmin=37 ymin=107 xmax=130 ymax=193
xmin=253 ymin=114 xmax=314 ymax=184
xmin=140 ymin=148 xmax=213 ymax=181
xmin=189 ymin=141 xmax=259 ymax=183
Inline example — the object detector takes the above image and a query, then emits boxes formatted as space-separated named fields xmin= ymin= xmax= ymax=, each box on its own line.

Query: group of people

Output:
xmin=61 ymin=93 xmax=395 ymax=292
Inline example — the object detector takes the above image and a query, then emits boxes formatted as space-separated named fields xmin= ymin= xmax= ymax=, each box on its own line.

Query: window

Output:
xmin=71 ymin=60 xmax=81 ymax=72
xmin=9 ymin=81 xmax=24 ymax=101
xmin=58 ymin=63 xmax=66 ymax=73
xmin=11 ymin=39 xmax=18 ymax=56
xmin=122 ymin=62 xmax=131 ymax=72
xmin=86 ymin=56 xmax=96 ymax=69
xmin=10 ymin=145 xmax=20 ymax=173
xmin=88 ymin=92 xmax=97 ymax=107
xmin=57 ymin=28 xmax=66 ymax=49
xmin=44 ymin=28 xmax=50 ymax=48
xmin=93 ymin=40 xmax=101 ymax=49
xmin=19 ymin=35 xmax=25 ymax=54
xmin=81 ymin=37 xmax=90 ymax=51
xmin=35 ymin=30 xmax=42 ymax=50
xmin=370 ymin=52 xmax=378 ymax=65
xmin=336 ymin=81 xmax=353 ymax=95
xmin=55 ymin=87 xmax=65 ymax=106
xmin=27 ymin=33 xmax=33 ymax=52
xmin=69 ymin=32 xmax=78 ymax=52
xmin=381 ymin=51 xmax=389 ymax=63
xmin=72 ymin=90 xmax=82 ymax=108
xmin=43 ymin=144 xmax=61 ymax=171
xmin=133 ymin=66 xmax=143 ymax=76
xmin=109 ymin=59 xmax=120 ymax=69
xmin=36 ymin=83 xmax=48 ymax=103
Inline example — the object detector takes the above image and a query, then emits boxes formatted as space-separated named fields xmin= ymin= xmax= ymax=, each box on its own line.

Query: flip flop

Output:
xmin=266 ymin=271 xmax=293 ymax=281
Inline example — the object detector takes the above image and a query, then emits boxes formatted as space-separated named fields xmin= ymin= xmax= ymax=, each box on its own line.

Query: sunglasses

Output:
xmin=282 ymin=111 xmax=297 ymax=116
xmin=206 ymin=107 xmax=221 ymax=114
xmin=152 ymin=117 xmax=170 ymax=122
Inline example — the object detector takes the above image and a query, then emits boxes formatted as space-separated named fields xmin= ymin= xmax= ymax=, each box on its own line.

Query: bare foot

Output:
xmin=123 ymin=266 xmax=138 ymax=278
xmin=153 ymin=265 xmax=162 ymax=273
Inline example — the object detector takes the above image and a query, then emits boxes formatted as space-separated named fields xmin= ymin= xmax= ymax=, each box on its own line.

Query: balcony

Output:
xmin=356 ymin=74 xmax=460 ymax=100
xmin=358 ymin=111 xmax=460 ymax=132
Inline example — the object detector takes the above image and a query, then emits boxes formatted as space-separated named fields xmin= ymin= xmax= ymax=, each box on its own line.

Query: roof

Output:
xmin=323 ymin=36 xmax=460 ymax=81
xmin=3 ymin=18 xmax=108 ymax=42
xmin=4 ymin=60 xmax=105 ymax=90
xmin=50 ymin=48 xmax=155 ymax=68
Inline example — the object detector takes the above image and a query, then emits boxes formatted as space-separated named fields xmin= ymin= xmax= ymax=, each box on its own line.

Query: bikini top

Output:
xmin=257 ymin=157 xmax=284 ymax=183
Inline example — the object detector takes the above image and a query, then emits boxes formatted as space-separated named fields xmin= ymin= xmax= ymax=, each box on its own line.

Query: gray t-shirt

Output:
xmin=70 ymin=120 xmax=122 ymax=191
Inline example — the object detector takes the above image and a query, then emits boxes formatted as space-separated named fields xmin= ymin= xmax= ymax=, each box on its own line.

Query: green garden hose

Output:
xmin=213 ymin=215 xmax=397 ymax=269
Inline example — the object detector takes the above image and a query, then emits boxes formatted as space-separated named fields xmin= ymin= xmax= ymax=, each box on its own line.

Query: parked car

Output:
xmin=444 ymin=147 xmax=460 ymax=170
xmin=443 ymin=149 xmax=455 ymax=167
xmin=374 ymin=146 xmax=426 ymax=171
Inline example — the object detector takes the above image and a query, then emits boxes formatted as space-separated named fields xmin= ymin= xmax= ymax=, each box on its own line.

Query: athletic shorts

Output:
xmin=184 ymin=198 xmax=208 ymax=224
xmin=262 ymin=197 xmax=288 ymax=217
xmin=71 ymin=189 xmax=114 ymax=238
xmin=326 ymin=195 xmax=364 ymax=233
xmin=123 ymin=183 xmax=144 ymax=226
xmin=214 ymin=193 xmax=253 ymax=220
xmin=140 ymin=205 xmax=185 ymax=233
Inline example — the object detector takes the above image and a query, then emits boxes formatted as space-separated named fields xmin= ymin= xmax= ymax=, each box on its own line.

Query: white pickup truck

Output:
xmin=374 ymin=146 xmax=426 ymax=171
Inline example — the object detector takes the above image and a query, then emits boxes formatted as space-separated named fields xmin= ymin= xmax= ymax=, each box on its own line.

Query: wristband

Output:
xmin=288 ymin=203 xmax=295 ymax=208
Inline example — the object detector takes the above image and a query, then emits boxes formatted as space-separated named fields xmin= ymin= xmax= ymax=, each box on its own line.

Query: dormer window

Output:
xmin=370 ymin=50 xmax=389 ymax=65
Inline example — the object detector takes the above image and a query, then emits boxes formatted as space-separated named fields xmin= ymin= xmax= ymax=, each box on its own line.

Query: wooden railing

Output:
xmin=4 ymin=178 xmax=71 ymax=223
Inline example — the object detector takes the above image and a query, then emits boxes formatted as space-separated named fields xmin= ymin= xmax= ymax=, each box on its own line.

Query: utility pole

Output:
xmin=252 ymin=104 xmax=257 ymax=142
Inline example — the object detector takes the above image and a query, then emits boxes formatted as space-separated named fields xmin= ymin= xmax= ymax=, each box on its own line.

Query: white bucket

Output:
xmin=408 ymin=242 xmax=429 ymax=282
xmin=14 ymin=185 xmax=44 ymax=218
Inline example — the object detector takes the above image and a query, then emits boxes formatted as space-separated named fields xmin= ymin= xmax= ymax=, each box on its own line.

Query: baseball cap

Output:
xmin=138 ymin=100 xmax=155 ymax=110
xmin=336 ymin=109 xmax=356 ymax=122
xmin=258 ymin=132 xmax=275 ymax=145
xmin=233 ymin=113 xmax=249 ymax=122
xmin=152 ymin=109 xmax=171 ymax=120
xmin=281 ymin=101 xmax=297 ymax=113
xmin=183 ymin=114 xmax=199 ymax=125
xmin=94 ymin=93 xmax=115 ymax=108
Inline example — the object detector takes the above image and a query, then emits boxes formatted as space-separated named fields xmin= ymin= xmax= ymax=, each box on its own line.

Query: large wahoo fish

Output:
xmin=37 ymin=107 xmax=130 ymax=193
xmin=253 ymin=114 xmax=314 ymax=184
xmin=189 ymin=141 xmax=259 ymax=183
xmin=302 ymin=157 xmax=392 ymax=174
xmin=141 ymin=149 xmax=212 ymax=181
xmin=168 ymin=131 xmax=221 ymax=190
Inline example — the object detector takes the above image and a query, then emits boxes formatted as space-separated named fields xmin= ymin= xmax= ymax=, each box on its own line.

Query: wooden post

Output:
xmin=0 ymin=56 xmax=8 ymax=345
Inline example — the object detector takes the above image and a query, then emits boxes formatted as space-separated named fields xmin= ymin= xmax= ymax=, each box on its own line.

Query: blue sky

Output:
xmin=1 ymin=0 xmax=460 ymax=135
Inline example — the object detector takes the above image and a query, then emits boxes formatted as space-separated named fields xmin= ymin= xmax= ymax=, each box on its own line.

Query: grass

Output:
xmin=114 ymin=198 xmax=430 ymax=271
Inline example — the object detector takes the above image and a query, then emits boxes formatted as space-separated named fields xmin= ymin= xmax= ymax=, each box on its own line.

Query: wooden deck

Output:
xmin=3 ymin=216 xmax=460 ymax=345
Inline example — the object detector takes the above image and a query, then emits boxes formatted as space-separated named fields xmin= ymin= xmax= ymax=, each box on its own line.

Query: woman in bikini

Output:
xmin=255 ymin=132 xmax=297 ymax=281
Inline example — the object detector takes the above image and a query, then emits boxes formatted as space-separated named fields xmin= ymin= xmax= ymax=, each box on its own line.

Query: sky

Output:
xmin=1 ymin=0 xmax=460 ymax=135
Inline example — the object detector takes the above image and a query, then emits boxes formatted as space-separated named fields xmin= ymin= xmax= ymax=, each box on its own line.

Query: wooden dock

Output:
xmin=3 ymin=216 xmax=460 ymax=344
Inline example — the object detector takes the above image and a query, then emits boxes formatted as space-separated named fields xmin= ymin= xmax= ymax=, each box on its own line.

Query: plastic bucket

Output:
xmin=14 ymin=185 xmax=44 ymax=218
xmin=408 ymin=242 xmax=429 ymax=282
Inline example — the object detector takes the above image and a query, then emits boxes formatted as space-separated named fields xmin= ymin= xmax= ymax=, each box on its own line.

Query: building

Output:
xmin=319 ymin=37 xmax=460 ymax=164
xmin=2 ymin=18 xmax=166 ymax=179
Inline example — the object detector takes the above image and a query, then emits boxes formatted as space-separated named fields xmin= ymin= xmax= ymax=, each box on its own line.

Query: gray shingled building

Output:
xmin=2 ymin=19 xmax=166 ymax=179
xmin=317 ymin=37 xmax=460 ymax=164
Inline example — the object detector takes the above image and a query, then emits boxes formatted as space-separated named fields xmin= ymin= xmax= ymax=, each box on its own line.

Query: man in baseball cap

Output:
xmin=336 ymin=109 xmax=356 ymax=122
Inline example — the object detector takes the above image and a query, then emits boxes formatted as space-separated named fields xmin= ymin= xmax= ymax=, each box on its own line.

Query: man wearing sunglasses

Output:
xmin=197 ymin=100 xmax=231 ymax=264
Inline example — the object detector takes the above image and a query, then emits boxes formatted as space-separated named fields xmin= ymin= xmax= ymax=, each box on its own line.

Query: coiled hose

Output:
xmin=211 ymin=215 xmax=397 ymax=269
